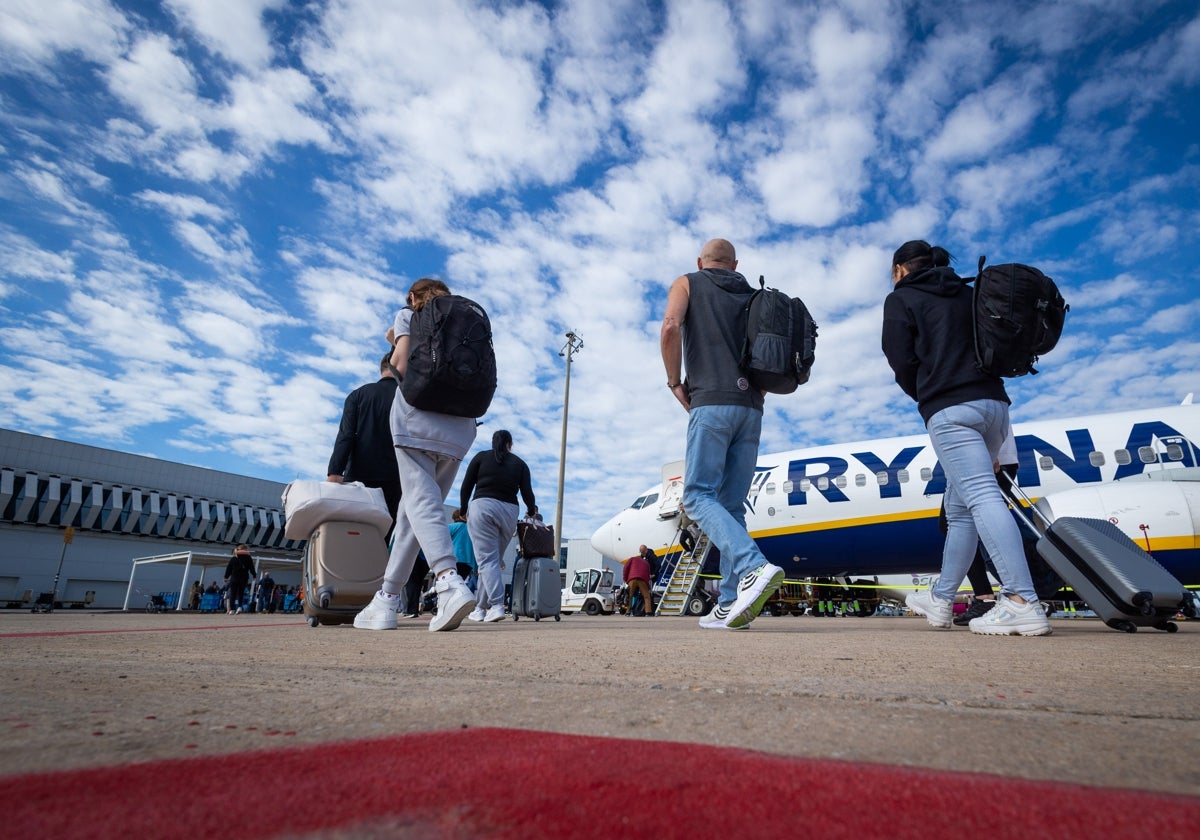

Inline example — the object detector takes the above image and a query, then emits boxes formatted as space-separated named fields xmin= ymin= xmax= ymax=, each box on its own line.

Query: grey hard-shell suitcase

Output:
xmin=511 ymin=554 xmax=561 ymax=622
xmin=303 ymin=520 xmax=387 ymax=628
xmin=1007 ymin=479 xmax=1194 ymax=633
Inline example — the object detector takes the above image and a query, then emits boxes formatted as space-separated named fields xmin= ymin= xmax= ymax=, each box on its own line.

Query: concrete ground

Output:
xmin=1 ymin=609 xmax=1198 ymax=797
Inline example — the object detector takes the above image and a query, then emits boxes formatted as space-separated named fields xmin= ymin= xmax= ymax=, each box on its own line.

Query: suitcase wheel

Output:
xmin=1156 ymin=621 xmax=1179 ymax=633
xmin=1132 ymin=591 xmax=1154 ymax=616
xmin=533 ymin=613 xmax=540 ymax=622
xmin=554 ymin=614 xmax=561 ymax=622
xmin=1107 ymin=619 xmax=1138 ymax=633
xmin=307 ymin=616 xmax=320 ymax=628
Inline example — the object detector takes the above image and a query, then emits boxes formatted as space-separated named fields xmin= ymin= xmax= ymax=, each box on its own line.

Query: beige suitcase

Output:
xmin=302 ymin=520 xmax=387 ymax=627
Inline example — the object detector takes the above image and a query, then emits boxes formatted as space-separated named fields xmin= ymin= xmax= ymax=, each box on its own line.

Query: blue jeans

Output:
xmin=681 ymin=404 xmax=768 ymax=607
xmin=927 ymin=400 xmax=1037 ymax=602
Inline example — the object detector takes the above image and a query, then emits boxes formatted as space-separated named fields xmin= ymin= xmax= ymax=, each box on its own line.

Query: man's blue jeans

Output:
xmin=681 ymin=404 xmax=768 ymax=607
xmin=927 ymin=400 xmax=1037 ymax=602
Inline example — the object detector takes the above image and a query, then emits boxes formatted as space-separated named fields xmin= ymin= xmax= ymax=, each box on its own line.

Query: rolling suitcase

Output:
xmin=302 ymin=520 xmax=387 ymax=627
xmin=1005 ymin=478 xmax=1194 ymax=633
xmin=510 ymin=554 xmax=561 ymax=622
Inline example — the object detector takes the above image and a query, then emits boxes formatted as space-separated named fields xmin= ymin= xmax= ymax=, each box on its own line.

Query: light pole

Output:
xmin=555 ymin=330 xmax=583 ymax=567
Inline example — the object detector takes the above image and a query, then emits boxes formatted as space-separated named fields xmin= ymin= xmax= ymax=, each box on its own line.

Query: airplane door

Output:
xmin=657 ymin=460 xmax=685 ymax=520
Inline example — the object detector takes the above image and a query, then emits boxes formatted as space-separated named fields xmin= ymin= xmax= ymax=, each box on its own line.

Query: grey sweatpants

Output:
xmin=382 ymin=447 xmax=463 ymax=595
xmin=465 ymin=497 xmax=518 ymax=611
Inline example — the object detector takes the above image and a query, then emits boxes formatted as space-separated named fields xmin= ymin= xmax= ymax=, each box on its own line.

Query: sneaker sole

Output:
xmin=353 ymin=618 xmax=397 ymax=630
xmin=429 ymin=598 xmax=477 ymax=632
xmin=728 ymin=567 xmax=785 ymax=629
xmin=970 ymin=623 xmax=1053 ymax=636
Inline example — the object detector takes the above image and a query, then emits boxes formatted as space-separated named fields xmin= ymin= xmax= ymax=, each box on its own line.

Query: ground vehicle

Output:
xmin=561 ymin=568 xmax=616 ymax=616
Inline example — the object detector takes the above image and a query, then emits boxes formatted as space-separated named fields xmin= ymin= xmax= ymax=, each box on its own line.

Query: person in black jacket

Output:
xmin=327 ymin=351 xmax=402 ymax=535
xmin=224 ymin=544 xmax=257 ymax=616
xmin=457 ymin=430 xmax=537 ymax=623
xmin=882 ymin=240 xmax=1049 ymax=637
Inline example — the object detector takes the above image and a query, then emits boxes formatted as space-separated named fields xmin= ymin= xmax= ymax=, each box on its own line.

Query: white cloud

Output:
xmin=0 ymin=0 xmax=127 ymax=70
xmin=163 ymin=0 xmax=288 ymax=70
xmin=925 ymin=71 xmax=1048 ymax=165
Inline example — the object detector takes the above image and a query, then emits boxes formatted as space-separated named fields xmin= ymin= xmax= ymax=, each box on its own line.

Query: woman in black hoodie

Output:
xmin=882 ymin=240 xmax=1049 ymax=637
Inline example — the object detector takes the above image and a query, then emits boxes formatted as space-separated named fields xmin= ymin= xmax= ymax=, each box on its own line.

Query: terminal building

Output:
xmin=1 ymin=428 xmax=302 ymax=610
xmin=2 ymin=428 xmax=616 ymax=613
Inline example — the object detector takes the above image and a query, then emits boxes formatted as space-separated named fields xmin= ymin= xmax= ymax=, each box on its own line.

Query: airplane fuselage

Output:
xmin=590 ymin=404 xmax=1200 ymax=586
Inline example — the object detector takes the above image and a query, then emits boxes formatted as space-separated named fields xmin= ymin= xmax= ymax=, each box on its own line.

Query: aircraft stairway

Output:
xmin=655 ymin=533 xmax=710 ymax=616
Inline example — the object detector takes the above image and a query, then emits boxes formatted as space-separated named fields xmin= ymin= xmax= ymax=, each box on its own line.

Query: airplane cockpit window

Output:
xmin=630 ymin=493 xmax=659 ymax=510
xmin=855 ymin=474 xmax=867 ymax=487
xmin=897 ymin=469 xmax=910 ymax=483
xmin=1038 ymin=456 xmax=1055 ymax=471
xmin=1138 ymin=446 xmax=1158 ymax=464
xmin=1089 ymin=451 xmax=1106 ymax=467
xmin=875 ymin=471 xmax=888 ymax=485
xmin=1114 ymin=449 xmax=1132 ymax=465
xmin=1166 ymin=444 xmax=1184 ymax=461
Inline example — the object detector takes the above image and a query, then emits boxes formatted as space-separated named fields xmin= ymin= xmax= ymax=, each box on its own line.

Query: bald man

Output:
xmin=660 ymin=239 xmax=784 ymax=630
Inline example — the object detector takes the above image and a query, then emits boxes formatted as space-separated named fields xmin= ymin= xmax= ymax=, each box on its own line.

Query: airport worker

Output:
xmin=187 ymin=580 xmax=202 ymax=610
xmin=623 ymin=550 xmax=655 ymax=616
xmin=457 ymin=430 xmax=538 ymax=623
xmin=327 ymin=350 xmax=402 ymax=536
xmin=449 ymin=509 xmax=478 ymax=591
xmin=224 ymin=544 xmax=257 ymax=616
xmin=660 ymin=237 xmax=785 ymax=630
xmin=353 ymin=278 xmax=478 ymax=633
xmin=881 ymin=240 xmax=1050 ymax=636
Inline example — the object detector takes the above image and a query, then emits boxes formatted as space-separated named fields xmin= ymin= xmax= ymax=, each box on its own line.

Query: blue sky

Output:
xmin=1 ymin=0 xmax=1198 ymax=541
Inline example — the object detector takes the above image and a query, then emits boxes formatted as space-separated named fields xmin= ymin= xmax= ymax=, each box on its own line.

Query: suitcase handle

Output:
xmin=998 ymin=471 xmax=1054 ymax=532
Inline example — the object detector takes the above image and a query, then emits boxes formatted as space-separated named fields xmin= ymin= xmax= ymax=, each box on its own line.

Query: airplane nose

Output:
xmin=590 ymin=517 xmax=620 ymax=561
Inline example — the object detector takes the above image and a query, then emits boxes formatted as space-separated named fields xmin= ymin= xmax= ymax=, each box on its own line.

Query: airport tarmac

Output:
xmin=1 ymin=610 xmax=1198 ymax=797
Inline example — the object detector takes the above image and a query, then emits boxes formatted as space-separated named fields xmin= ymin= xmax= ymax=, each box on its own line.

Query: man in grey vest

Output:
xmin=660 ymin=238 xmax=785 ymax=629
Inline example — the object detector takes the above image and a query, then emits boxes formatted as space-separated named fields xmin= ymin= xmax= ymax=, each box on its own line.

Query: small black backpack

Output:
xmin=401 ymin=294 xmax=497 ymax=418
xmin=742 ymin=276 xmax=818 ymax=394
xmin=972 ymin=257 xmax=1068 ymax=378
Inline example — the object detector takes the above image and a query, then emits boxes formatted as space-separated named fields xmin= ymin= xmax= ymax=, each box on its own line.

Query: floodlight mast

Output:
xmin=554 ymin=330 xmax=584 ymax=565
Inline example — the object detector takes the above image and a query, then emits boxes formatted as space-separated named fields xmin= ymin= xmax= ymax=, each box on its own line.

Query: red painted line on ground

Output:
xmin=0 ymin=622 xmax=305 ymax=638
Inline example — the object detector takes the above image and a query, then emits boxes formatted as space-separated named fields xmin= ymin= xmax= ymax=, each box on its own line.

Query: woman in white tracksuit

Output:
xmin=353 ymin=278 xmax=478 ymax=633
xmin=457 ymin=430 xmax=537 ymax=623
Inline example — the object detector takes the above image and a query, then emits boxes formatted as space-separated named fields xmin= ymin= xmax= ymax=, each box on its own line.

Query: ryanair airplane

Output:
xmin=590 ymin=399 xmax=1200 ymax=592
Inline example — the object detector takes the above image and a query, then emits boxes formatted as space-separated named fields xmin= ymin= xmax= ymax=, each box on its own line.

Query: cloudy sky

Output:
xmin=1 ymin=0 xmax=1198 ymax=541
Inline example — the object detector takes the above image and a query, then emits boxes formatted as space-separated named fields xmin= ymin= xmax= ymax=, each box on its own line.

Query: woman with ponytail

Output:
xmin=457 ymin=430 xmax=538 ymax=623
xmin=882 ymin=240 xmax=1050 ymax=637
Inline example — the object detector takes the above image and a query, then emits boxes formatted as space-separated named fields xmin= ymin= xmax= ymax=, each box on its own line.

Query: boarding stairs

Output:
xmin=655 ymin=532 xmax=711 ymax=616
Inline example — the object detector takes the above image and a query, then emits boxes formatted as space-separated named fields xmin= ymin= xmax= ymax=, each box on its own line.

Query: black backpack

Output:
xmin=741 ymin=276 xmax=818 ymax=394
xmin=401 ymin=294 xmax=497 ymax=418
xmin=972 ymin=257 xmax=1068 ymax=378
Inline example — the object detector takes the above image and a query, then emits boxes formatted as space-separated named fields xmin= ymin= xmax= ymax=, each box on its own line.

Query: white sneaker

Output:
xmin=698 ymin=605 xmax=747 ymax=630
xmin=467 ymin=607 xmax=486 ymax=622
xmin=906 ymin=589 xmax=953 ymax=628
xmin=354 ymin=592 xmax=399 ymax=630
xmin=483 ymin=605 xmax=507 ymax=623
xmin=969 ymin=594 xmax=1052 ymax=636
xmin=725 ymin=562 xmax=785 ymax=628
xmin=429 ymin=572 xmax=476 ymax=632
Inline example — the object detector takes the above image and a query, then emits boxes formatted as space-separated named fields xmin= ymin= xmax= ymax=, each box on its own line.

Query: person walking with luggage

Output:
xmin=224 ymin=544 xmax=256 ymax=616
xmin=882 ymin=240 xmax=1050 ymax=636
xmin=623 ymin=550 xmax=655 ymax=616
xmin=327 ymin=351 xmax=402 ymax=536
xmin=660 ymin=238 xmax=785 ymax=630
xmin=457 ymin=430 xmax=537 ymax=623
xmin=353 ymin=278 xmax=478 ymax=633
